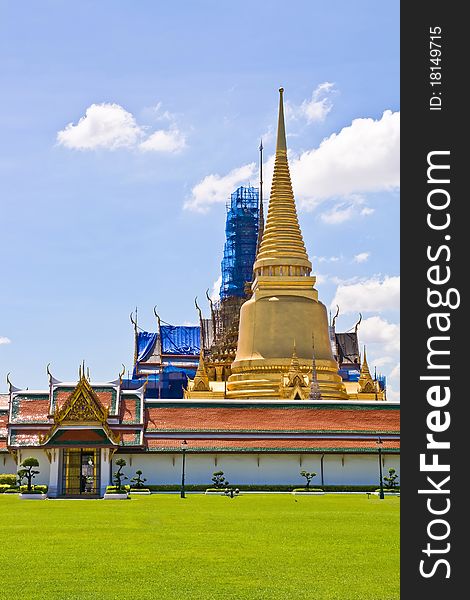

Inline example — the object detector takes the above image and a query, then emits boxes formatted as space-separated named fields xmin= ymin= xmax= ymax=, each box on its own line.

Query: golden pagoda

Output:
xmin=342 ymin=346 xmax=385 ymax=401
xmin=225 ymin=88 xmax=348 ymax=399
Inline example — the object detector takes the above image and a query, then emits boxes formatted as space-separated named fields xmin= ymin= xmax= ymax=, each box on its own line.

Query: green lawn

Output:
xmin=0 ymin=493 xmax=399 ymax=600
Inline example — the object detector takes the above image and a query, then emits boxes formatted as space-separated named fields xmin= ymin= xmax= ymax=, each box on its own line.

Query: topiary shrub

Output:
xmin=113 ymin=459 xmax=128 ymax=492
xmin=383 ymin=468 xmax=400 ymax=490
xmin=0 ymin=484 xmax=12 ymax=493
xmin=130 ymin=470 xmax=147 ymax=489
xmin=0 ymin=474 xmax=17 ymax=487
xmin=299 ymin=470 xmax=317 ymax=490
xmin=18 ymin=457 xmax=40 ymax=492
xmin=211 ymin=471 xmax=229 ymax=489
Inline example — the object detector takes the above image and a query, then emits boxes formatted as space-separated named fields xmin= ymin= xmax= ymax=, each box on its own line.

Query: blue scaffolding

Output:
xmin=220 ymin=186 xmax=260 ymax=299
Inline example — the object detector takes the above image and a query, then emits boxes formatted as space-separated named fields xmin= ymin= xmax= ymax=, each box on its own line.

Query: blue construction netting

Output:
xmin=160 ymin=325 xmax=200 ymax=355
xmin=220 ymin=186 xmax=259 ymax=299
xmin=122 ymin=368 xmax=197 ymax=399
xmin=136 ymin=332 xmax=158 ymax=362
xmin=339 ymin=368 xmax=361 ymax=382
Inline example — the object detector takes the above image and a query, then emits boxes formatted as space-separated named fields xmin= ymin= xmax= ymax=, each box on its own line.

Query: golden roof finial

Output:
xmin=358 ymin=345 xmax=375 ymax=393
xmin=276 ymin=88 xmax=287 ymax=153
xmin=288 ymin=339 xmax=300 ymax=374
xmin=253 ymin=88 xmax=312 ymax=276
xmin=192 ymin=347 xmax=211 ymax=392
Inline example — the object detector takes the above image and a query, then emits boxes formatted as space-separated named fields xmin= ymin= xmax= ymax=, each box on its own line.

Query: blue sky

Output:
xmin=0 ymin=1 xmax=400 ymax=396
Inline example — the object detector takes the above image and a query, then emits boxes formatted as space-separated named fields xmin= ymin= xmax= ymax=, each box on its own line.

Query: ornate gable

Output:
xmin=38 ymin=372 xmax=120 ymax=446
xmin=54 ymin=375 xmax=108 ymax=424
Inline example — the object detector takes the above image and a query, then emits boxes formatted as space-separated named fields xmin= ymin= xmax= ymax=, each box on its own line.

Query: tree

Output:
xmin=131 ymin=470 xmax=147 ymax=489
xmin=19 ymin=457 xmax=40 ymax=492
xmin=17 ymin=469 xmax=28 ymax=488
xmin=300 ymin=470 xmax=317 ymax=490
xmin=383 ymin=468 xmax=399 ymax=490
xmin=212 ymin=471 xmax=229 ymax=489
xmin=113 ymin=458 xmax=128 ymax=492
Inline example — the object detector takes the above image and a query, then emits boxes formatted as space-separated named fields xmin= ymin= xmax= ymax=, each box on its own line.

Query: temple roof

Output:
xmin=3 ymin=375 xmax=399 ymax=453
xmin=145 ymin=403 xmax=399 ymax=434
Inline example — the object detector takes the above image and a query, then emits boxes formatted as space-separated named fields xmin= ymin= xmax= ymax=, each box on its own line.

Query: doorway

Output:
xmin=62 ymin=448 xmax=100 ymax=496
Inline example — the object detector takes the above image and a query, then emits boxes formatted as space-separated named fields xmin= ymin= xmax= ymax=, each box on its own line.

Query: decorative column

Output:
xmin=100 ymin=448 xmax=112 ymax=497
xmin=47 ymin=449 xmax=60 ymax=498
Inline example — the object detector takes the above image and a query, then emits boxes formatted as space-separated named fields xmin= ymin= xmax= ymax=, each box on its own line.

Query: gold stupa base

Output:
xmin=226 ymin=358 xmax=348 ymax=400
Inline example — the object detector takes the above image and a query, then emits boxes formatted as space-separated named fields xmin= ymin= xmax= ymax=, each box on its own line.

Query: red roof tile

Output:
xmin=10 ymin=432 xmax=41 ymax=447
xmin=145 ymin=406 xmax=399 ymax=433
xmin=120 ymin=397 xmax=139 ymax=423
xmin=0 ymin=414 xmax=8 ymax=438
xmin=13 ymin=398 xmax=50 ymax=423
xmin=145 ymin=438 xmax=400 ymax=451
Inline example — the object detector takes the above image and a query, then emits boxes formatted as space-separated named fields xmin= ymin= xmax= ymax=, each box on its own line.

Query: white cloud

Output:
xmin=358 ymin=316 xmax=400 ymax=354
xmin=291 ymin=110 xmax=400 ymax=210
xmin=0 ymin=336 xmax=11 ymax=345
xmin=316 ymin=255 xmax=341 ymax=263
xmin=371 ymin=355 xmax=394 ymax=368
xmin=355 ymin=317 xmax=400 ymax=402
xmin=187 ymin=110 xmax=399 ymax=213
xmin=185 ymin=163 xmax=257 ymax=212
xmin=331 ymin=275 xmax=400 ymax=313
xmin=354 ymin=252 xmax=370 ymax=263
xmin=57 ymin=102 xmax=187 ymax=153
xmin=389 ymin=362 xmax=400 ymax=380
xmin=210 ymin=276 xmax=222 ymax=302
xmin=320 ymin=195 xmax=374 ymax=224
xmin=287 ymin=82 xmax=336 ymax=123
xmin=385 ymin=362 xmax=400 ymax=402
xmin=139 ymin=128 xmax=186 ymax=153
xmin=57 ymin=103 xmax=143 ymax=150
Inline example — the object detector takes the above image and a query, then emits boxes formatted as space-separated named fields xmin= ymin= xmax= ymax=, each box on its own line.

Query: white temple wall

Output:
xmin=1 ymin=449 xmax=51 ymax=486
xmin=0 ymin=451 xmax=400 ymax=489
xmin=112 ymin=452 xmax=401 ymax=487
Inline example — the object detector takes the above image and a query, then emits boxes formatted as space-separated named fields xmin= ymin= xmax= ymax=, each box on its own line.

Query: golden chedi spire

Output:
xmin=254 ymin=89 xmax=312 ymax=278
xmin=358 ymin=346 xmax=376 ymax=393
xmin=192 ymin=348 xmax=211 ymax=392
xmin=226 ymin=88 xmax=347 ymax=400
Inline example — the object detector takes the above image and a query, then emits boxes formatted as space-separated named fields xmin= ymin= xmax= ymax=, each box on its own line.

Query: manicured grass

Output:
xmin=0 ymin=494 xmax=399 ymax=599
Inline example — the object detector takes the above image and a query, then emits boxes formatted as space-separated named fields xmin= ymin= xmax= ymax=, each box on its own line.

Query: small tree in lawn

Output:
xmin=19 ymin=457 xmax=40 ymax=492
xmin=212 ymin=470 xmax=229 ymax=489
xmin=113 ymin=458 xmax=128 ymax=492
xmin=383 ymin=468 xmax=399 ymax=490
xmin=17 ymin=468 xmax=28 ymax=488
xmin=300 ymin=470 xmax=317 ymax=490
xmin=131 ymin=470 xmax=147 ymax=489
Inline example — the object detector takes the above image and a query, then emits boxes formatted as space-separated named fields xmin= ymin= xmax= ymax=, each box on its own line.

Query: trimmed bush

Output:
xmin=0 ymin=484 xmax=12 ymax=493
xmin=130 ymin=488 xmax=150 ymax=493
xmin=144 ymin=484 xmax=381 ymax=493
xmin=0 ymin=474 xmax=16 ymax=487
xmin=4 ymin=488 xmax=19 ymax=494
xmin=292 ymin=488 xmax=324 ymax=492
xmin=20 ymin=485 xmax=48 ymax=494
xmin=106 ymin=485 xmax=130 ymax=494
xmin=131 ymin=470 xmax=147 ymax=489
xmin=18 ymin=457 xmax=40 ymax=492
